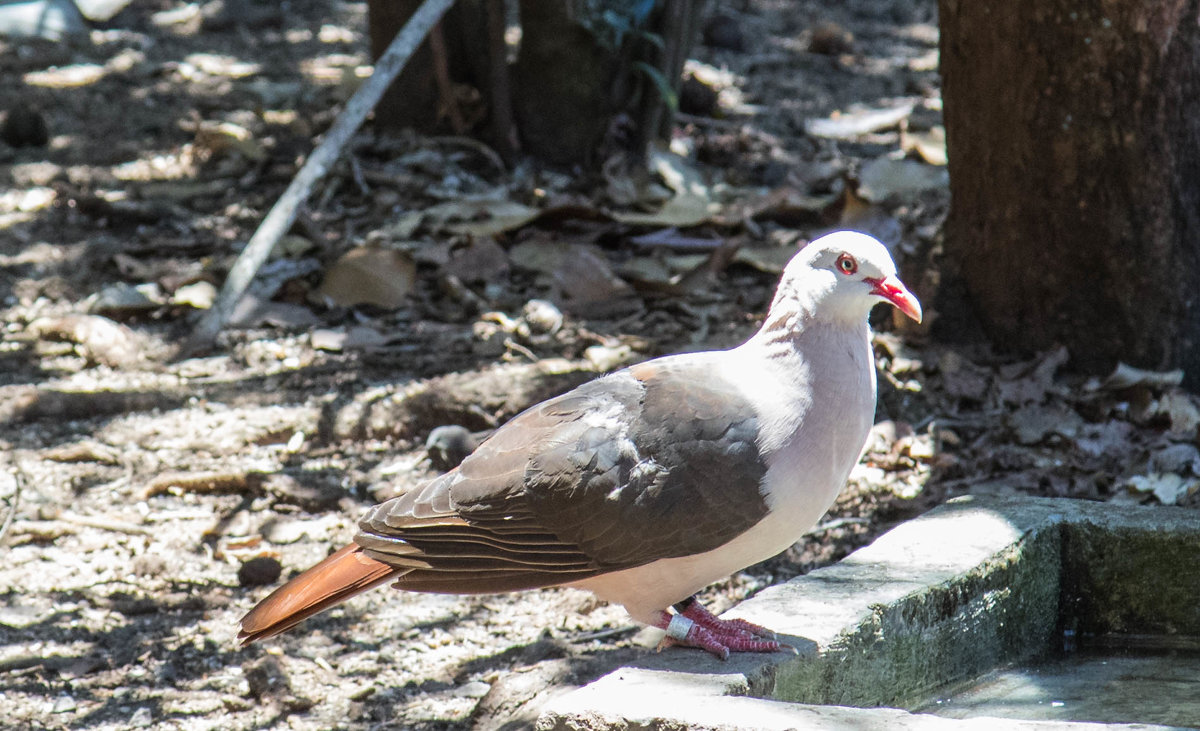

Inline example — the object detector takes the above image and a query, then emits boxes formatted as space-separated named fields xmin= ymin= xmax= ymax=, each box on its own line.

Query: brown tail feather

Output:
xmin=238 ymin=544 xmax=399 ymax=645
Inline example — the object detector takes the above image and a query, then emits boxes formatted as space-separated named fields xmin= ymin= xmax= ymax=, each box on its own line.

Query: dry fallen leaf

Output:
xmin=805 ymin=104 xmax=913 ymax=139
xmin=997 ymin=346 xmax=1069 ymax=406
xmin=747 ymin=186 xmax=837 ymax=228
xmin=509 ymin=239 xmax=572 ymax=275
xmin=1149 ymin=443 xmax=1200 ymax=475
xmin=315 ymin=247 xmax=416 ymax=309
xmin=443 ymin=200 xmax=540 ymax=237
xmin=857 ymin=156 xmax=949 ymax=202
xmin=732 ymin=246 xmax=799 ymax=275
xmin=616 ymin=256 xmax=679 ymax=290
xmin=443 ymin=237 xmax=510 ymax=284
xmin=938 ymin=350 xmax=991 ymax=402
xmin=903 ymin=125 xmax=947 ymax=166
xmin=1126 ymin=472 xmax=1198 ymax=506
xmin=836 ymin=187 xmax=904 ymax=244
xmin=1100 ymin=362 xmax=1185 ymax=391
xmin=1007 ymin=403 xmax=1084 ymax=445
xmin=1160 ymin=391 xmax=1200 ymax=437
xmin=396 ymin=198 xmax=540 ymax=237
xmin=230 ymin=296 xmax=320 ymax=328
xmin=272 ymin=234 xmax=315 ymax=258
xmin=509 ymin=238 xmax=613 ymax=278
xmin=1074 ymin=420 xmax=1136 ymax=459
xmin=31 ymin=314 xmax=141 ymax=367
xmin=551 ymin=248 xmax=636 ymax=317
xmin=611 ymin=148 xmax=718 ymax=228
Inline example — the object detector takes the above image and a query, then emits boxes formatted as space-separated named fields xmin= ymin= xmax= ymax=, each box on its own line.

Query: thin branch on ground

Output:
xmin=178 ymin=0 xmax=458 ymax=359
xmin=0 ymin=460 xmax=26 ymax=548
xmin=485 ymin=0 xmax=519 ymax=161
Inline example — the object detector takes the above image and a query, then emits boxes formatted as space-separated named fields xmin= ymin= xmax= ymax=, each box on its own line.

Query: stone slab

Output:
xmin=0 ymin=0 xmax=86 ymax=39
xmin=538 ymin=496 xmax=1200 ymax=730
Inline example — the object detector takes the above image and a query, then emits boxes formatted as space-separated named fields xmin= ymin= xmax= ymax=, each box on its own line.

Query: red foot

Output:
xmin=653 ymin=597 xmax=792 ymax=660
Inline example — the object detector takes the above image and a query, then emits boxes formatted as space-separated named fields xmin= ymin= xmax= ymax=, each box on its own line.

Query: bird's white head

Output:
xmin=767 ymin=231 xmax=922 ymax=330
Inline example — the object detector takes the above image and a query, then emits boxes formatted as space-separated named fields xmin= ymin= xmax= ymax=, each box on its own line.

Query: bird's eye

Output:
xmin=836 ymin=253 xmax=858 ymax=275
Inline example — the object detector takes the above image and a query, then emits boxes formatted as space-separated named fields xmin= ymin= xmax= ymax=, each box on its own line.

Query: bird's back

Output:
xmin=575 ymin=323 xmax=876 ymax=621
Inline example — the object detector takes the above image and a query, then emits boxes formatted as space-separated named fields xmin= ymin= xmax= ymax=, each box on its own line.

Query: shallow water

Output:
xmin=914 ymin=642 xmax=1200 ymax=728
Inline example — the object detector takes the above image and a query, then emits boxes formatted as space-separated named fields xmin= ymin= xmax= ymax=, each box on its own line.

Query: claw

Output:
xmin=656 ymin=634 xmax=730 ymax=660
xmin=653 ymin=596 xmax=788 ymax=659
xmin=678 ymin=598 xmax=778 ymax=641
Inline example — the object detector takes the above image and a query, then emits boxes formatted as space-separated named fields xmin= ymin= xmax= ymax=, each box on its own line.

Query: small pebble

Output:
xmin=454 ymin=680 xmax=492 ymax=698
xmin=172 ymin=281 xmax=217 ymax=309
xmin=86 ymin=282 xmax=163 ymax=317
xmin=51 ymin=694 xmax=76 ymax=713
xmin=1 ymin=107 xmax=49 ymax=148
xmin=129 ymin=707 xmax=153 ymax=727
xmin=262 ymin=518 xmax=309 ymax=545
xmin=584 ymin=344 xmax=632 ymax=372
xmin=238 ymin=556 xmax=282 ymax=587
xmin=522 ymin=299 xmax=563 ymax=335
xmin=809 ymin=22 xmax=854 ymax=55
xmin=426 ymin=425 xmax=478 ymax=472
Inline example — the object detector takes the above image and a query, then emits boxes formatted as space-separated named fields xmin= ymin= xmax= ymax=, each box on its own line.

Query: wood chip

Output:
xmin=43 ymin=441 xmax=120 ymax=465
xmin=142 ymin=471 xmax=262 ymax=499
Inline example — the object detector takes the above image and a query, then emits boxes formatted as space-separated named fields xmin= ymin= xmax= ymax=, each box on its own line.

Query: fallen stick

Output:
xmin=57 ymin=512 xmax=150 ymax=536
xmin=179 ymin=0 xmax=458 ymax=358
xmin=0 ymin=461 xmax=24 ymax=547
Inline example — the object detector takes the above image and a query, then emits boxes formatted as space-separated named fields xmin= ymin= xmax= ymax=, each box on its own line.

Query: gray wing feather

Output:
xmin=354 ymin=357 xmax=771 ymax=593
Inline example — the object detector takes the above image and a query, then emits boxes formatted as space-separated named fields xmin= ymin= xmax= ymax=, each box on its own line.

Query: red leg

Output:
xmin=676 ymin=597 xmax=778 ymax=640
xmin=652 ymin=596 xmax=789 ymax=660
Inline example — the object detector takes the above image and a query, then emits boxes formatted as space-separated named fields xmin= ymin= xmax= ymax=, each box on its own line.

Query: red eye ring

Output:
xmin=836 ymin=253 xmax=858 ymax=275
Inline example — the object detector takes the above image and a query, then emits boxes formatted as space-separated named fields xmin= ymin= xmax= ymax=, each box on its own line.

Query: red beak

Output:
xmin=868 ymin=275 xmax=922 ymax=323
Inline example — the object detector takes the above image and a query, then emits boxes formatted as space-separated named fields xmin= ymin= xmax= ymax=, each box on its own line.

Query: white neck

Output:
xmin=743 ymin=292 xmax=872 ymax=358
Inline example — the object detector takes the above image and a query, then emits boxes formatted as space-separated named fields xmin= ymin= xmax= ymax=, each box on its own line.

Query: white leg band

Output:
xmin=666 ymin=614 xmax=694 ymax=641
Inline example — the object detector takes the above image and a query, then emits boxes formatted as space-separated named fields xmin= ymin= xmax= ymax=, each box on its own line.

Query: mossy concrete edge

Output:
xmin=538 ymin=496 xmax=1200 ymax=731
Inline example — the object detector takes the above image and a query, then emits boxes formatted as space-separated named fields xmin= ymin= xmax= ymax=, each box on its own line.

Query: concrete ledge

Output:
xmin=539 ymin=675 xmax=1179 ymax=731
xmin=537 ymin=496 xmax=1200 ymax=730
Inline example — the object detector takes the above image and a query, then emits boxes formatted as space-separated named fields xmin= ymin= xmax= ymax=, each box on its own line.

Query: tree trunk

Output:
xmin=511 ymin=0 xmax=622 ymax=166
xmin=367 ymin=0 xmax=492 ymax=134
xmin=939 ymin=0 xmax=1200 ymax=384
xmin=367 ymin=0 xmax=438 ymax=131
xmin=367 ymin=0 xmax=705 ymax=168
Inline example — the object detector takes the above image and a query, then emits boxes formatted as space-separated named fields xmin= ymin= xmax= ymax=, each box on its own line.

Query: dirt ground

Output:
xmin=3 ymin=1 xmax=1197 ymax=729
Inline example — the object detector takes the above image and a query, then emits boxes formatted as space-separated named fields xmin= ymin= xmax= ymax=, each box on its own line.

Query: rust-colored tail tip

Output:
xmin=237 ymin=544 xmax=396 ymax=645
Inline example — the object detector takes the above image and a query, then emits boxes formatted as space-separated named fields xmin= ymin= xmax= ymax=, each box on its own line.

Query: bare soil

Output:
xmin=3 ymin=1 xmax=1194 ymax=729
